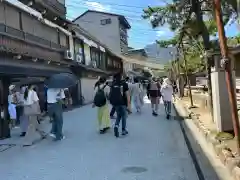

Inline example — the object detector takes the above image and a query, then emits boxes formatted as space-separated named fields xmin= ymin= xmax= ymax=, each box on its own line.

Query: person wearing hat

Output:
xmin=8 ymin=85 xmax=17 ymax=129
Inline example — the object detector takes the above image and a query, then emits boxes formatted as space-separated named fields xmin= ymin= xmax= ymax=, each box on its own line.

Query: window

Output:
xmin=100 ymin=18 xmax=111 ymax=25
xmin=19 ymin=12 xmax=23 ymax=30
xmin=90 ymin=48 xmax=100 ymax=67
xmin=121 ymin=47 xmax=124 ymax=53
xmin=120 ymin=35 xmax=127 ymax=44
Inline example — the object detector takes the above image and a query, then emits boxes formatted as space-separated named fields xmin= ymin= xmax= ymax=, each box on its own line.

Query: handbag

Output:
xmin=24 ymin=102 xmax=41 ymax=116
xmin=24 ymin=91 xmax=41 ymax=116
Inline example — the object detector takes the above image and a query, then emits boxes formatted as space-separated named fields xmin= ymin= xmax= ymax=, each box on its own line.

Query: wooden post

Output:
xmin=0 ymin=76 xmax=10 ymax=139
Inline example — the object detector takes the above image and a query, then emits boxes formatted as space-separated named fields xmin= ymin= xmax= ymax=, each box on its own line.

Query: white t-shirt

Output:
xmin=94 ymin=84 xmax=110 ymax=96
xmin=47 ymin=88 xmax=65 ymax=104
xmin=161 ymin=85 xmax=173 ymax=102
xmin=23 ymin=90 xmax=39 ymax=105
xmin=131 ymin=83 xmax=142 ymax=96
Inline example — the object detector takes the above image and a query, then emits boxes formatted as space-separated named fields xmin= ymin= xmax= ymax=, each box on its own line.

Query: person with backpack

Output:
xmin=93 ymin=76 xmax=111 ymax=134
xmin=147 ymin=77 xmax=161 ymax=116
xmin=109 ymin=73 xmax=130 ymax=138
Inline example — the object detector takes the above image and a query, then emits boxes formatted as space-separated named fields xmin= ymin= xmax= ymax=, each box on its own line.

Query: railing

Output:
xmin=0 ymin=23 xmax=63 ymax=50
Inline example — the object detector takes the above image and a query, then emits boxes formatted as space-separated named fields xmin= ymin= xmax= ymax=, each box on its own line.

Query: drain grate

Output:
xmin=121 ymin=166 xmax=147 ymax=174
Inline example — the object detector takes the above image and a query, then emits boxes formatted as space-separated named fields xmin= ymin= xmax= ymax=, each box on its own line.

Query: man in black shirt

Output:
xmin=109 ymin=73 xmax=130 ymax=137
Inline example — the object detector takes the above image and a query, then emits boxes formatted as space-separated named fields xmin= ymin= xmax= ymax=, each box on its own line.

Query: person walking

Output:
xmin=147 ymin=77 xmax=161 ymax=116
xmin=109 ymin=73 xmax=130 ymax=138
xmin=132 ymin=78 xmax=143 ymax=113
xmin=161 ymin=78 xmax=174 ymax=119
xmin=108 ymin=77 xmax=116 ymax=119
xmin=125 ymin=77 xmax=133 ymax=114
xmin=19 ymin=86 xmax=28 ymax=137
xmin=8 ymin=85 xmax=18 ymax=129
xmin=93 ymin=76 xmax=111 ymax=134
xmin=47 ymin=88 xmax=65 ymax=141
xmin=23 ymin=85 xmax=46 ymax=146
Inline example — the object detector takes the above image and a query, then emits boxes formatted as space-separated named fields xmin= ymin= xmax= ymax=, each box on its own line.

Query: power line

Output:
xmin=69 ymin=0 xmax=149 ymax=9
xmin=66 ymin=15 xmax=163 ymax=32
xmin=67 ymin=4 xmax=144 ymax=19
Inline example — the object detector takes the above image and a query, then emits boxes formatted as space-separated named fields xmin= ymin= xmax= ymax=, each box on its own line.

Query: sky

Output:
xmin=66 ymin=0 xmax=240 ymax=49
xmin=6 ymin=0 xmax=240 ymax=49
xmin=66 ymin=0 xmax=175 ymax=49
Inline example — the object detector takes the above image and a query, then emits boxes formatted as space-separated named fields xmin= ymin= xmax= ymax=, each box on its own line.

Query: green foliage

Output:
xmin=143 ymin=0 xmax=237 ymax=74
xmin=142 ymin=0 xmax=237 ymax=43
xmin=227 ymin=34 xmax=240 ymax=46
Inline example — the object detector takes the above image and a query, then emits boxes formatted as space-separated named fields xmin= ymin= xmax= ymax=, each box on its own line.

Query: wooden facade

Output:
xmin=0 ymin=1 xmax=72 ymax=139
xmin=18 ymin=0 xmax=68 ymax=27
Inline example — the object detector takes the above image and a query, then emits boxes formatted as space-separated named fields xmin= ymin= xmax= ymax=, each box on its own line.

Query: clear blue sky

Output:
xmin=66 ymin=0 xmax=240 ymax=49
xmin=8 ymin=0 xmax=240 ymax=49
xmin=66 ymin=0 xmax=176 ymax=49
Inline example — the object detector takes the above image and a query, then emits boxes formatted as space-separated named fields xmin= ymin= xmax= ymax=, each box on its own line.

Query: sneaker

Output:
xmin=20 ymin=132 xmax=26 ymax=137
xmin=166 ymin=114 xmax=170 ymax=119
xmin=100 ymin=130 xmax=105 ymax=134
xmin=103 ymin=127 xmax=110 ymax=132
xmin=49 ymin=133 xmax=56 ymax=138
xmin=152 ymin=111 xmax=158 ymax=116
xmin=53 ymin=136 xmax=65 ymax=141
xmin=122 ymin=130 xmax=128 ymax=136
xmin=114 ymin=127 xmax=119 ymax=138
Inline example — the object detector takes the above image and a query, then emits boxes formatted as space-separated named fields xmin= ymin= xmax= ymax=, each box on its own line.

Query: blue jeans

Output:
xmin=114 ymin=105 xmax=127 ymax=130
xmin=48 ymin=103 xmax=63 ymax=140
xmin=164 ymin=101 xmax=172 ymax=115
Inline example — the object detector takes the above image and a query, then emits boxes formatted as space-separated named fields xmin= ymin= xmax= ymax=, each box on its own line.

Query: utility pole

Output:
xmin=213 ymin=0 xmax=240 ymax=154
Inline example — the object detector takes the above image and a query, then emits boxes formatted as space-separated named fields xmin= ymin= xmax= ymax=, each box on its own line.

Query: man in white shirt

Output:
xmin=47 ymin=88 xmax=65 ymax=141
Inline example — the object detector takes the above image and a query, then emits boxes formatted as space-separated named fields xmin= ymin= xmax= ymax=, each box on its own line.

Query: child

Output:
xmin=161 ymin=78 xmax=173 ymax=119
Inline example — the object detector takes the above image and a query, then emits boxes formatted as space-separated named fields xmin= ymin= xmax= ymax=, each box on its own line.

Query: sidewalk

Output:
xmin=174 ymin=97 xmax=240 ymax=180
xmin=0 ymin=98 xmax=198 ymax=180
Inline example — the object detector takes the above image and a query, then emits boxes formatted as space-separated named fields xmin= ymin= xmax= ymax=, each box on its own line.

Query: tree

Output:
xmin=143 ymin=0 xmax=237 ymax=111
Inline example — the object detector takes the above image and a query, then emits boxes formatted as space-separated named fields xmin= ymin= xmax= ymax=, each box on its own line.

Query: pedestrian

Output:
xmin=23 ymin=85 xmax=46 ymax=146
xmin=108 ymin=77 xmax=116 ymax=119
xmin=47 ymin=88 xmax=65 ymax=141
xmin=19 ymin=86 xmax=28 ymax=137
xmin=147 ymin=77 xmax=161 ymax=116
xmin=125 ymin=77 xmax=133 ymax=114
xmin=93 ymin=76 xmax=111 ymax=134
xmin=109 ymin=72 xmax=130 ymax=138
xmin=132 ymin=78 xmax=143 ymax=113
xmin=161 ymin=78 xmax=174 ymax=119
xmin=8 ymin=85 xmax=17 ymax=129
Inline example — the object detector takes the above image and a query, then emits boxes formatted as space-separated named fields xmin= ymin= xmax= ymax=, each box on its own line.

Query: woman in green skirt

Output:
xmin=93 ymin=77 xmax=111 ymax=134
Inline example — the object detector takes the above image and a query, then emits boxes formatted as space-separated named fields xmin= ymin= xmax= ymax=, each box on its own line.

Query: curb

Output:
xmin=174 ymin=99 xmax=240 ymax=180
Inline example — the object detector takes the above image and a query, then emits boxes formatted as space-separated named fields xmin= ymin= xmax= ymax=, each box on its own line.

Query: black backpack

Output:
xmin=94 ymin=85 xmax=107 ymax=107
xmin=109 ymin=83 xmax=124 ymax=106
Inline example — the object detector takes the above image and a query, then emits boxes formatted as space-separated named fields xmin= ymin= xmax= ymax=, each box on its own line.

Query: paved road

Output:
xmin=0 ymin=99 xmax=199 ymax=180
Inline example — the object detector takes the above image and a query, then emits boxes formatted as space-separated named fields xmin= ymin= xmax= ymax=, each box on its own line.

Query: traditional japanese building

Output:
xmin=0 ymin=0 xmax=73 ymax=139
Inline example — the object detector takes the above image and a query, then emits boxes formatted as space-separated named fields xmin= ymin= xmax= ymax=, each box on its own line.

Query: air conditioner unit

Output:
xmin=64 ymin=50 xmax=73 ymax=60
xmin=76 ymin=54 xmax=82 ymax=63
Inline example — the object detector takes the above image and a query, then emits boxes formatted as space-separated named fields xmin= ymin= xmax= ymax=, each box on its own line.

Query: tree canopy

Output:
xmin=142 ymin=0 xmax=238 ymax=74
xmin=142 ymin=0 xmax=237 ymax=48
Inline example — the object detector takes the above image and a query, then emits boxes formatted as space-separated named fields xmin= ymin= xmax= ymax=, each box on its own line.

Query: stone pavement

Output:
xmin=0 ymin=98 xmax=199 ymax=180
